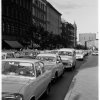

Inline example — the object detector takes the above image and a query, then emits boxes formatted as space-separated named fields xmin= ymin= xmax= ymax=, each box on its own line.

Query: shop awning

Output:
xmin=4 ymin=40 xmax=23 ymax=48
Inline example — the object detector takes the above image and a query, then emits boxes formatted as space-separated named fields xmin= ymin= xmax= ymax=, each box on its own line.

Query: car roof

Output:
xmin=37 ymin=53 xmax=57 ymax=57
xmin=2 ymin=58 xmax=40 ymax=63
xmin=58 ymin=48 xmax=75 ymax=52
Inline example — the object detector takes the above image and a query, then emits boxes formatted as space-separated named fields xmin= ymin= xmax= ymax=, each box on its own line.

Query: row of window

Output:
xmin=34 ymin=0 xmax=46 ymax=11
xmin=11 ymin=0 xmax=31 ymax=11
xmin=2 ymin=6 xmax=31 ymax=24
xmin=35 ymin=20 xmax=45 ymax=28
xmin=2 ymin=22 xmax=27 ymax=36
xmin=80 ymin=37 xmax=95 ymax=41
xmin=35 ymin=9 xmax=46 ymax=21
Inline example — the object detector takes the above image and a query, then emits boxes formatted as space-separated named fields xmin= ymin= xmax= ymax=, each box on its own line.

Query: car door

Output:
xmin=34 ymin=62 xmax=50 ymax=99
xmin=33 ymin=62 xmax=44 ymax=99
xmin=56 ymin=56 xmax=63 ymax=77
xmin=73 ymin=51 xmax=76 ymax=65
xmin=39 ymin=62 xmax=51 ymax=92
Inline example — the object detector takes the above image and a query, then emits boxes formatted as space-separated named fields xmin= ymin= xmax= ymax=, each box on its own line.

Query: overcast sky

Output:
xmin=47 ymin=0 xmax=98 ymax=36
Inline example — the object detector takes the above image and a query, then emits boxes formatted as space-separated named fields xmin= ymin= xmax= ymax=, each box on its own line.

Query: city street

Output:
xmin=39 ymin=55 xmax=98 ymax=100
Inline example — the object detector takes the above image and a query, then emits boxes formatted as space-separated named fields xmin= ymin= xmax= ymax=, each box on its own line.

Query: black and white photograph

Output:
xmin=2 ymin=0 xmax=98 ymax=100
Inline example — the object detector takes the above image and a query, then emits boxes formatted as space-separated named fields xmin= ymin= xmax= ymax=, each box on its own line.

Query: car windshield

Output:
xmin=2 ymin=61 xmax=35 ymax=77
xmin=58 ymin=51 xmax=73 ymax=56
xmin=76 ymin=51 xmax=83 ymax=54
xmin=36 ymin=56 xmax=56 ymax=62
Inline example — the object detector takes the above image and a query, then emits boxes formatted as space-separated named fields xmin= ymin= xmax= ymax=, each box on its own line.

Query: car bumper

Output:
xmin=62 ymin=62 xmax=73 ymax=68
xmin=76 ymin=56 xmax=83 ymax=60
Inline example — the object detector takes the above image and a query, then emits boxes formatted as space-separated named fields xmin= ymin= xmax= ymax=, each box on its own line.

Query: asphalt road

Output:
xmin=38 ymin=54 xmax=98 ymax=100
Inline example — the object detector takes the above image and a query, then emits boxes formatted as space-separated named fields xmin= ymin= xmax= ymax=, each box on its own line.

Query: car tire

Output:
xmin=71 ymin=63 xmax=75 ymax=71
xmin=30 ymin=96 xmax=35 ymax=100
xmin=71 ymin=66 xmax=74 ymax=71
xmin=60 ymin=70 xmax=64 ymax=78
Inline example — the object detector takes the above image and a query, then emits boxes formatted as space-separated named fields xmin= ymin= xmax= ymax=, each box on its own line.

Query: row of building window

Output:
xmin=80 ymin=37 xmax=95 ymax=41
xmin=2 ymin=22 xmax=27 ymax=36
xmin=11 ymin=0 xmax=31 ymax=11
xmin=34 ymin=0 xmax=46 ymax=11
xmin=3 ymin=6 xmax=31 ymax=24
xmin=35 ymin=9 xmax=46 ymax=21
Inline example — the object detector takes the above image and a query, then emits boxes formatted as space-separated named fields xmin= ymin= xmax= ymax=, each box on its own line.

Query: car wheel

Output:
xmin=55 ymin=72 xmax=58 ymax=79
xmin=71 ymin=64 xmax=75 ymax=71
xmin=30 ymin=96 xmax=35 ymax=100
xmin=71 ymin=66 xmax=74 ymax=71
xmin=60 ymin=70 xmax=64 ymax=78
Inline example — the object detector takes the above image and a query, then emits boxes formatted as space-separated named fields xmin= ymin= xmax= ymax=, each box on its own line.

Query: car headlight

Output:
xmin=67 ymin=61 xmax=73 ymax=66
xmin=80 ymin=56 xmax=83 ymax=58
xmin=2 ymin=93 xmax=23 ymax=100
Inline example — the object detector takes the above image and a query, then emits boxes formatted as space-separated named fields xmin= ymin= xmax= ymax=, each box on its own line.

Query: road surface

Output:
xmin=38 ymin=55 xmax=98 ymax=100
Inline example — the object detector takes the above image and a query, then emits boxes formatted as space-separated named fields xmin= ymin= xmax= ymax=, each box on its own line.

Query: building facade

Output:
xmin=2 ymin=0 xmax=33 ymax=48
xmin=87 ymin=39 xmax=98 ymax=49
xmin=61 ymin=20 xmax=77 ymax=48
xmin=46 ymin=2 xmax=62 ymax=35
xmin=32 ymin=0 xmax=47 ymax=30
xmin=79 ymin=33 xmax=96 ymax=46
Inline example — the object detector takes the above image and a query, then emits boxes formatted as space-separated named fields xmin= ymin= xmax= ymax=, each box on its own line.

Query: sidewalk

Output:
xmin=64 ymin=67 xmax=98 ymax=100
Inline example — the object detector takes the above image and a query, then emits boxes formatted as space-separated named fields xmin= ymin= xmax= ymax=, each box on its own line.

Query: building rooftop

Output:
xmin=47 ymin=1 xmax=62 ymax=15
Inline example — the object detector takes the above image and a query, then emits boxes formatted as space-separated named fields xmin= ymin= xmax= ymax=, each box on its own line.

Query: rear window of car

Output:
xmin=76 ymin=51 xmax=83 ymax=54
xmin=6 ymin=53 xmax=15 ymax=59
xmin=58 ymin=51 xmax=73 ymax=56
xmin=36 ymin=56 xmax=56 ymax=62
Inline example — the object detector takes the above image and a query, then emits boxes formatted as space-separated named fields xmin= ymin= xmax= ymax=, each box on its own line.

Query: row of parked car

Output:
xmin=2 ymin=48 xmax=90 ymax=100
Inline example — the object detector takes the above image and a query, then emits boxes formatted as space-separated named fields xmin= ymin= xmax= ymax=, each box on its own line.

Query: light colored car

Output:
xmin=58 ymin=48 xmax=76 ymax=70
xmin=92 ymin=51 xmax=98 ymax=55
xmin=50 ymin=50 xmax=58 ymax=54
xmin=36 ymin=53 xmax=64 ymax=80
xmin=2 ymin=51 xmax=15 ymax=59
xmin=2 ymin=58 xmax=52 ymax=100
xmin=76 ymin=50 xmax=84 ymax=60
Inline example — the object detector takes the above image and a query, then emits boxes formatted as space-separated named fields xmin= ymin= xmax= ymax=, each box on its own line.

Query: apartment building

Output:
xmin=2 ymin=0 xmax=32 ymax=49
xmin=46 ymin=1 xmax=62 ymax=35
xmin=79 ymin=33 xmax=96 ymax=46
xmin=61 ymin=21 xmax=77 ymax=48
xmin=32 ymin=0 xmax=47 ymax=30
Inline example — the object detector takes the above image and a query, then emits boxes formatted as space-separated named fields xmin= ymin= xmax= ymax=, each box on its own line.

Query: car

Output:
xmin=36 ymin=53 xmax=64 ymax=80
xmin=50 ymin=50 xmax=58 ymax=54
xmin=92 ymin=50 xmax=98 ymax=55
xmin=83 ymin=50 xmax=88 ymax=56
xmin=2 ymin=58 xmax=52 ymax=100
xmin=58 ymin=48 xmax=76 ymax=71
xmin=2 ymin=51 xmax=16 ymax=59
xmin=21 ymin=50 xmax=40 ymax=59
xmin=76 ymin=50 xmax=84 ymax=60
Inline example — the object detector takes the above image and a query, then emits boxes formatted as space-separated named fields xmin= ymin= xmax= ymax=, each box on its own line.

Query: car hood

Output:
xmin=43 ymin=61 xmax=55 ymax=70
xmin=2 ymin=75 xmax=31 ymax=93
